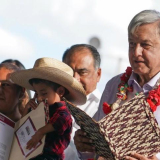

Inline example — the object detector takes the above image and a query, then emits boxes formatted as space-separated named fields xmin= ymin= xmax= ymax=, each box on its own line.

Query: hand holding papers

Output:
xmin=8 ymin=102 xmax=46 ymax=160
xmin=15 ymin=117 xmax=42 ymax=157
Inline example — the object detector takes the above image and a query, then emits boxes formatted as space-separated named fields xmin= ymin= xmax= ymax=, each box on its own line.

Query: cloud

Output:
xmin=0 ymin=28 xmax=34 ymax=61
xmin=0 ymin=0 xmax=158 ymax=91
xmin=94 ymin=0 xmax=153 ymax=28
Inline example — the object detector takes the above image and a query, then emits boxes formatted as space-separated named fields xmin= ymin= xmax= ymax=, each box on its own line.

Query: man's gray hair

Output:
xmin=128 ymin=10 xmax=160 ymax=35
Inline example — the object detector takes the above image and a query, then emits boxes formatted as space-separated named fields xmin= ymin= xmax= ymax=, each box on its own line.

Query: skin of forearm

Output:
xmin=22 ymin=107 xmax=30 ymax=117
xmin=38 ymin=123 xmax=55 ymax=135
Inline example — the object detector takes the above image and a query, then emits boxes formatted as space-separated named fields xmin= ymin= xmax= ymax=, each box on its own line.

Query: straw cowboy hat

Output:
xmin=10 ymin=57 xmax=86 ymax=105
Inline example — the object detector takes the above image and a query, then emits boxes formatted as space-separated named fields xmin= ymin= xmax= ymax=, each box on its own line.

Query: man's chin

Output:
xmin=132 ymin=67 xmax=147 ymax=74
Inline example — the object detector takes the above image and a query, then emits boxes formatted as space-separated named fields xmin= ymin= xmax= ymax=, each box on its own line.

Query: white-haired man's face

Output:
xmin=128 ymin=21 xmax=160 ymax=82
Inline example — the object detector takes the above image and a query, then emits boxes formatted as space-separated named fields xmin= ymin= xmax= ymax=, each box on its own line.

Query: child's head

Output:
xmin=10 ymin=57 xmax=86 ymax=105
xmin=29 ymin=78 xmax=69 ymax=105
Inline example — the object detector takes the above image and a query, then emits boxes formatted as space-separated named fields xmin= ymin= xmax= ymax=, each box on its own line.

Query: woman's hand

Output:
xmin=74 ymin=129 xmax=95 ymax=152
xmin=125 ymin=152 xmax=158 ymax=160
xmin=19 ymin=90 xmax=29 ymax=115
xmin=22 ymin=94 xmax=38 ymax=117
xmin=25 ymin=98 xmax=38 ymax=110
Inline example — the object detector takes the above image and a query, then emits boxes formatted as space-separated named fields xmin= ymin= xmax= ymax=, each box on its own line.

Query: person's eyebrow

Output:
xmin=77 ymin=68 xmax=88 ymax=71
xmin=39 ymin=89 xmax=47 ymax=92
xmin=142 ymin=40 xmax=152 ymax=43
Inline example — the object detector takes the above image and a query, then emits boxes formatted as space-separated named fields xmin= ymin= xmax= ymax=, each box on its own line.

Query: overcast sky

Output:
xmin=0 ymin=0 xmax=160 ymax=93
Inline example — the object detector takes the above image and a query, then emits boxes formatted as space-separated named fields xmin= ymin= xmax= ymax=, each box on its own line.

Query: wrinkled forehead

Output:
xmin=0 ymin=79 xmax=20 ymax=93
xmin=129 ymin=21 xmax=160 ymax=36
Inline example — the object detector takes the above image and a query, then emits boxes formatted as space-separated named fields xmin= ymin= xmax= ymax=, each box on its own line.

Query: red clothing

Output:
xmin=43 ymin=101 xmax=72 ymax=159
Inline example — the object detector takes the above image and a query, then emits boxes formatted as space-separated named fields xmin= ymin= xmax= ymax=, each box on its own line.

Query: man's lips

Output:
xmin=134 ymin=60 xmax=144 ymax=63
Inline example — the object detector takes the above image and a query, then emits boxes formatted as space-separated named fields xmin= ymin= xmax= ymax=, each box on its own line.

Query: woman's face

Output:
xmin=0 ymin=67 xmax=21 ymax=119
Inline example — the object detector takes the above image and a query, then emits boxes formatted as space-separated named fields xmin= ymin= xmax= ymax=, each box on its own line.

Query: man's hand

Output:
xmin=74 ymin=129 xmax=95 ymax=152
xmin=26 ymin=130 xmax=44 ymax=150
xmin=125 ymin=152 xmax=158 ymax=160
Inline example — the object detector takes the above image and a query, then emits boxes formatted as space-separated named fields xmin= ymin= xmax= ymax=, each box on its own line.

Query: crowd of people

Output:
xmin=1 ymin=9 xmax=160 ymax=160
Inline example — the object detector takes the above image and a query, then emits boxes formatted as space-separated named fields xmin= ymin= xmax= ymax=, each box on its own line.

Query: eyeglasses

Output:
xmin=0 ymin=80 xmax=16 ymax=89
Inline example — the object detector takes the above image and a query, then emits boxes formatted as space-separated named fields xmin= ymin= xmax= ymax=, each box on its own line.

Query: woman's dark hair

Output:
xmin=0 ymin=62 xmax=21 ymax=72
xmin=0 ymin=62 xmax=23 ymax=92
xmin=1 ymin=59 xmax=25 ymax=70
xmin=29 ymin=78 xmax=69 ymax=96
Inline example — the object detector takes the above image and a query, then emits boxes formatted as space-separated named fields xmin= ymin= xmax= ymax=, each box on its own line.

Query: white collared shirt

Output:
xmin=64 ymin=89 xmax=101 ymax=160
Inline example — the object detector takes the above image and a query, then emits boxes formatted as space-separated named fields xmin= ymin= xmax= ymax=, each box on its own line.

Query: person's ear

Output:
xmin=56 ymin=86 xmax=65 ymax=98
xmin=18 ymin=88 xmax=29 ymax=115
xmin=19 ymin=87 xmax=26 ymax=100
xmin=96 ymin=68 xmax=101 ymax=82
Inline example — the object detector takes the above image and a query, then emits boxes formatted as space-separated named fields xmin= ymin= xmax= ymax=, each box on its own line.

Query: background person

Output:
xmin=74 ymin=10 xmax=160 ymax=160
xmin=1 ymin=59 xmax=31 ymax=115
xmin=0 ymin=63 xmax=25 ymax=122
xmin=62 ymin=44 xmax=102 ymax=160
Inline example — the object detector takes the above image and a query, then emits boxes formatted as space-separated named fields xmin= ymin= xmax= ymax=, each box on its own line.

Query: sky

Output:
xmin=0 ymin=0 xmax=160 ymax=93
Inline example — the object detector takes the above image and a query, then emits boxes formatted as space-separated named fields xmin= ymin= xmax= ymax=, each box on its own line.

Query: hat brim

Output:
xmin=11 ymin=67 xmax=86 ymax=105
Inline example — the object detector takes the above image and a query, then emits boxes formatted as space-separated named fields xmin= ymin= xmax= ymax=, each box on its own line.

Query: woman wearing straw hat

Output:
xmin=11 ymin=57 xmax=86 ymax=160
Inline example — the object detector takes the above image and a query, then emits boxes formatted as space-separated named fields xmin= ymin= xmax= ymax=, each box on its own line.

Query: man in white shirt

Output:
xmin=62 ymin=44 xmax=102 ymax=160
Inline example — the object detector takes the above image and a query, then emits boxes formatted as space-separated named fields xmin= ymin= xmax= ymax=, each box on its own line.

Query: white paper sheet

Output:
xmin=15 ymin=117 xmax=42 ymax=157
xmin=0 ymin=113 xmax=15 ymax=160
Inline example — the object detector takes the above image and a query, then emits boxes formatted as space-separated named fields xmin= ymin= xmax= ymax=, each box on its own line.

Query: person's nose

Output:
xmin=74 ymin=72 xmax=80 ymax=82
xmin=133 ymin=43 xmax=143 ymax=57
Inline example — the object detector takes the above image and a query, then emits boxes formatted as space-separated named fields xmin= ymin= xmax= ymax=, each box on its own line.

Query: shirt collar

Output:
xmin=87 ymin=89 xmax=101 ymax=101
xmin=128 ymin=71 xmax=160 ymax=90
xmin=49 ymin=101 xmax=65 ymax=109
xmin=128 ymin=72 xmax=138 ymax=86
xmin=147 ymin=72 xmax=160 ymax=88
